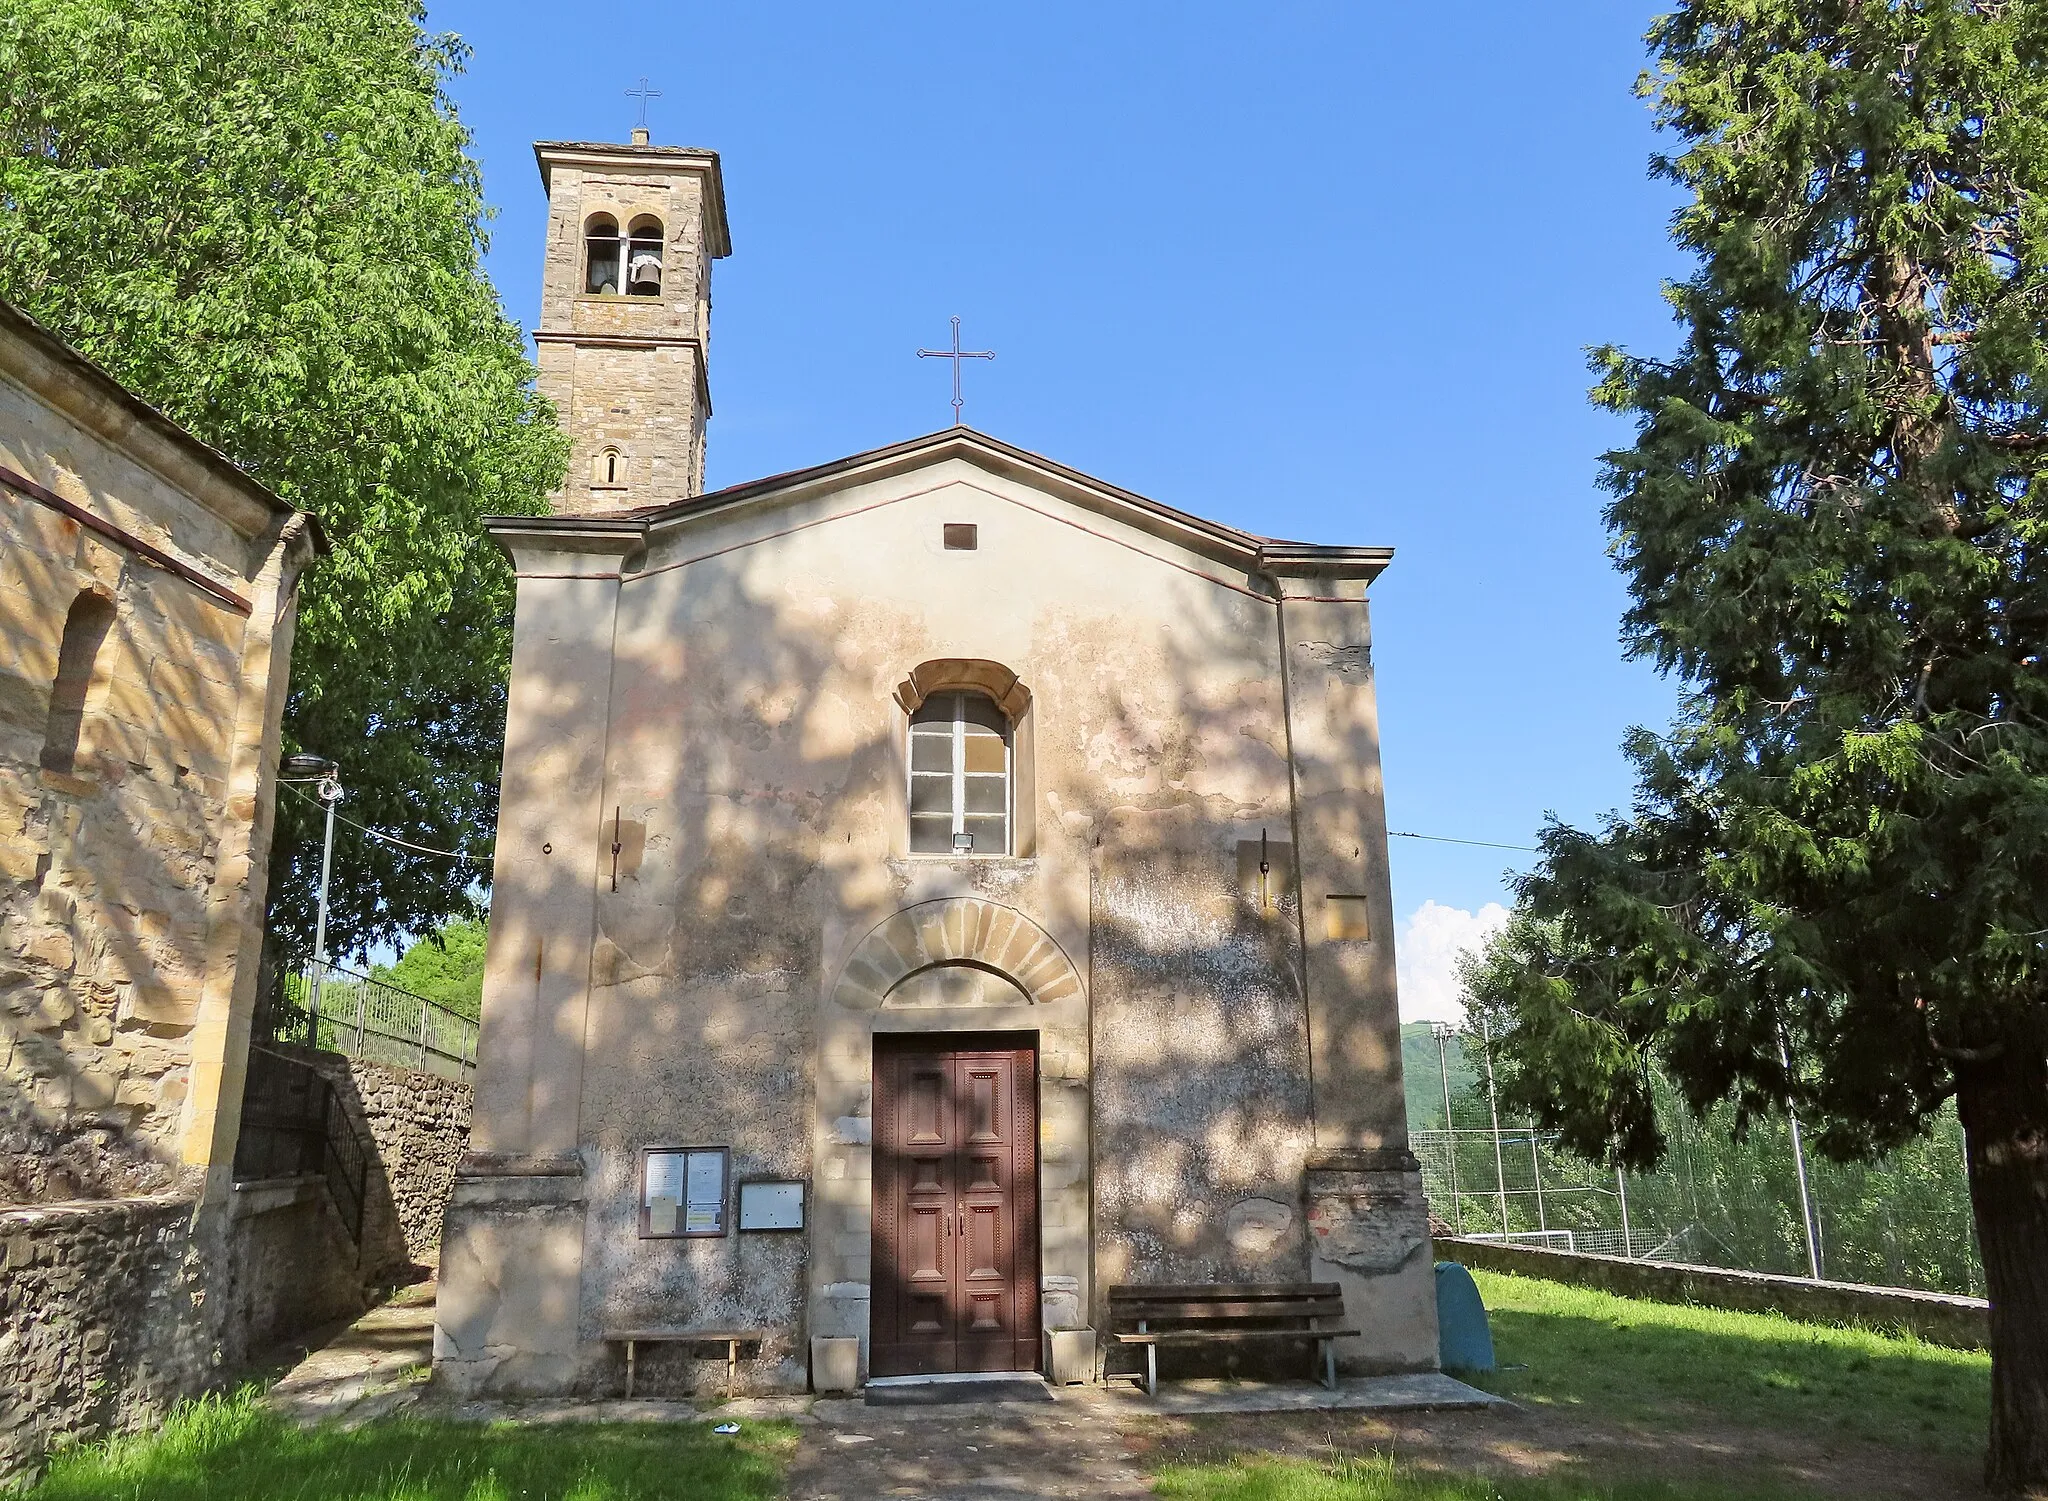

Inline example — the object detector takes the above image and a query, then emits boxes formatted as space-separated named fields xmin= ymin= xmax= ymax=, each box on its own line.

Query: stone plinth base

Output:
xmin=1304 ymin=1150 xmax=1439 ymax=1374
xmin=433 ymin=1154 xmax=588 ymax=1397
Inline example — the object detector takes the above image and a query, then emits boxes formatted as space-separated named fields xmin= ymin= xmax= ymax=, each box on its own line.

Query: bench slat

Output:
xmin=1109 ymin=1283 xmax=1338 ymax=1301
xmin=1114 ymin=1328 xmax=1360 ymax=1346
xmin=1111 ymin=1299 xmax=1345 ymax=1322
xmin=602 ymin=1328 xmax=771 ymax=1343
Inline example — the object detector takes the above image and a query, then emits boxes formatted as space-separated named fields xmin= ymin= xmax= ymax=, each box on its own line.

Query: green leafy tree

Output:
xmin=1463 ymin=4 xmax=2048 ymax=1488
xmin=372 ymin=911 xmax=487 ymax=1021
xmin=0 ymin=0 xmax=563 ymax=962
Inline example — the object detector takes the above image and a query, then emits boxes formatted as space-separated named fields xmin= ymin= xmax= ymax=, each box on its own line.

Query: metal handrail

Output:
xmin=262 ymin=961 xmax=477 ymax=1081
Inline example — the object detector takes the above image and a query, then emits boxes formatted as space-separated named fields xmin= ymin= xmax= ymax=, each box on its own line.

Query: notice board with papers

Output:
xmin=639 ymin=1145 xmax=727 ymax=1238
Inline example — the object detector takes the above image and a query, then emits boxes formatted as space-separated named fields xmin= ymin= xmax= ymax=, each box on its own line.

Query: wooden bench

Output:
xmin=1105 ymin=1283 xmax=1358 ymax=1396
xmin=602 ymin=1327 xmax=771 ymax=1399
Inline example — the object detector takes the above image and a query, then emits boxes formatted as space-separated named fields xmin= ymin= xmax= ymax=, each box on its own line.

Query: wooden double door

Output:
xmin=871 ymin=1035 xmax=1040 ymax=1376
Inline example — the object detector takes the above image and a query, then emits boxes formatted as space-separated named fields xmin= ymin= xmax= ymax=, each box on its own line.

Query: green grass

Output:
xmin=1154 ymin=1453 xmax=1806 ymax=1501
xmin=1150 ymin=1271 xmax=1990 ymax=1500
xmin=33 ymin=1391 xmax=795 ymax=1501
xmin=1466 ymin=1269 xmax=1990 ymax=1460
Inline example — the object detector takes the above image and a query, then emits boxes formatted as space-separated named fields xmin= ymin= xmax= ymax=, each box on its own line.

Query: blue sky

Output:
xmin=426 ymin=1 xmax=1688 ymax=1016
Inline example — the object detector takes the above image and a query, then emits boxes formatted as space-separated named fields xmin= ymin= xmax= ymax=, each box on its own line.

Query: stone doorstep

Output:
xmin=813 ymin=1372 xmax=1509 ymax=1424
xmin=429 ymin=1397 xmax=813 ymax=1427
xmin=286 ymin=1371 xmax=1505 ymax=1432
xmin=1082 ymin=1371 xmax=1512 ymax=1416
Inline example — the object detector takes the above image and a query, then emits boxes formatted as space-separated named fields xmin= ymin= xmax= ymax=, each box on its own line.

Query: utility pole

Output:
xmin=1430 ymin=1020 xmax=1462 ymax=1233
xmin=1479 ymin=1015 xmax=1510 ymax=1237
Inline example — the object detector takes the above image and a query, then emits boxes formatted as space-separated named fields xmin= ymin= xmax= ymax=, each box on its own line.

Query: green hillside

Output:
xmin=1401 ymin=1020 xmax=1484 ymax=1131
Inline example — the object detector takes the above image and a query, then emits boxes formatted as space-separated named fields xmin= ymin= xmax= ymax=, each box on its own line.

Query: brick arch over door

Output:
xmin=831 ymin=898 xmax=1083 ymax=1011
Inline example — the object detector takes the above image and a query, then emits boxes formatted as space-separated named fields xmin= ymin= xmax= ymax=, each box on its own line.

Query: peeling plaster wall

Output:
xmin=444 ymin=453 xmax=1432 ymax=1395
xmin=1091 ymin=810 xmax=1312 ymax=1293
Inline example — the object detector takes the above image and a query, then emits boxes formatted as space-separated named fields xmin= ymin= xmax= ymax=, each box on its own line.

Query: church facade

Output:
xmin=434 ymin=133 xmax=1439 ymax=1397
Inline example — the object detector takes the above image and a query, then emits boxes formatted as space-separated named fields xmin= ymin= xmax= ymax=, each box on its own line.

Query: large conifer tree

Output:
xmin=0 ymin=0 xmax=565 ymax=961
xmin=1464 ymin=3 xmax=2048 ymax=1488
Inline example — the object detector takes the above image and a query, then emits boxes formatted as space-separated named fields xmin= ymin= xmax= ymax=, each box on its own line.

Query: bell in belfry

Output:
xmin=628 ymin=252 xmax=662 ymax=293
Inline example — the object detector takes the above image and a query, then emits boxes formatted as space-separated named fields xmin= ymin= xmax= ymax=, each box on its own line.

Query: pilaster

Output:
xmin=1269 ymin=558 xmax=1439 ymax=1371
xmin=180 ymin=513 xmax=319 ymax=1197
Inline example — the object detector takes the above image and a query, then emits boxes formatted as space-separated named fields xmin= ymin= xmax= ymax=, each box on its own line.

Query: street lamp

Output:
xmin=281 ymin=754 xmax=343 ymax=1029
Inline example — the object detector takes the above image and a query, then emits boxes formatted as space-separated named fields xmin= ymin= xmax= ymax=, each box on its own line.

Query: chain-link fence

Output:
xmin=1408 ymin=1028 xmax=1983 ymax=1298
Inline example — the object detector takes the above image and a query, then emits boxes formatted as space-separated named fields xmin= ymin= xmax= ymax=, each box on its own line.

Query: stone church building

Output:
xmin=436 ymin=132 xmax=1438 ymax=1396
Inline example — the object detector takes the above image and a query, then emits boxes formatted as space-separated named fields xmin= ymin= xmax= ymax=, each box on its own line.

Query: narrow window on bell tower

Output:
xmin=626 ymin=216 xmax=664 ymax=296
xmin=585 ymin=215 xmax=621 ymax=295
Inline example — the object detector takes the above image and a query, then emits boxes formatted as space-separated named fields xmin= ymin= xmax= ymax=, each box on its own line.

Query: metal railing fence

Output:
xmin=233 ymin=1044 xmax=370 ymax=1241
xmin=257 ymin=961 xmax=477 ymax=1081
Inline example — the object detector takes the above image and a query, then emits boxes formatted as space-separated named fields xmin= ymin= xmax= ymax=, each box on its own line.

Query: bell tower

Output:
xmin=533 ymin=132 xmax=731 ymax=514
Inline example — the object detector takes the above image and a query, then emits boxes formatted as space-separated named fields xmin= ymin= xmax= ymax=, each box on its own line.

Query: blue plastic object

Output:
xmin=1435 ymin=1261 xmax=1496 ymax=1373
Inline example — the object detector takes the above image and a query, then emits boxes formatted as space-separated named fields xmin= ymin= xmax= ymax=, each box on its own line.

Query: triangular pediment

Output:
xmin=487 ymin=428 xmax=1390 ymax=584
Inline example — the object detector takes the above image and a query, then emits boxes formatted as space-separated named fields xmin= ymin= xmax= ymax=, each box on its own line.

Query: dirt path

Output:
xmin=784 ymin=1398 xmax=1151 ymax=1501
xmin=1122 ymin=1402 xmax=1983 ymax=1499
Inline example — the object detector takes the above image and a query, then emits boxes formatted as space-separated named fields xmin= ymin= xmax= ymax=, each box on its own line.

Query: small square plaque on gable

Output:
xmin=737 ymin=1179 xmax=806 ymax=1232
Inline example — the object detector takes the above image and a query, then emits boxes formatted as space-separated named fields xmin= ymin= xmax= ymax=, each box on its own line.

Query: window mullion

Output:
xmin=951 ymin=695 xmax=966 ymax=837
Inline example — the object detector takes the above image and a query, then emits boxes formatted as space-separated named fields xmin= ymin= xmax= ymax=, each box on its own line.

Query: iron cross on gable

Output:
xmin=626 ymin=78 xmax=662 ymax=131
xmin=917 ymin=317 xmax=995 ymax=427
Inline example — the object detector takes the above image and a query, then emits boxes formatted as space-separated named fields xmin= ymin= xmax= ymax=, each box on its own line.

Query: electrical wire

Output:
xmin=284 ymin=782 xmax=490 ymax=864
xmin=1390 ymin=830 xmax=1539 ymax=853
xmin=284 ymin=785 xmax=1534 ymax=864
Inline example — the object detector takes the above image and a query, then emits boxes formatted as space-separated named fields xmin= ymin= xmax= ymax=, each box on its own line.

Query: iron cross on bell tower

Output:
xmin=918 ymin=317 xmax=995 ymax=426
xmin=626 ymin=77 xmax=661 ymax=143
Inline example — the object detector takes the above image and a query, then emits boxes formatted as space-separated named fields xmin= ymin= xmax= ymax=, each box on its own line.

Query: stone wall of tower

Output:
xmin=534 ymin=150 xmax=721 ymax=515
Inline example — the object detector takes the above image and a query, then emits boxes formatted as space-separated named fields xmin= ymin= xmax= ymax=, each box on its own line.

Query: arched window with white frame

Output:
xmin=908 ymin=691 xmax=1011 ymax=854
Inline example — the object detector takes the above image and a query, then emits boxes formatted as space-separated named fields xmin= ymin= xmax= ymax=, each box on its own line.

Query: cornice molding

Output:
xmin=482 ymin=429 xmax=1392 ymax=587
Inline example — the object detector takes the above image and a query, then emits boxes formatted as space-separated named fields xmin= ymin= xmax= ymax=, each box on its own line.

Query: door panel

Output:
xmin=871 ymin=1036 xmax=1039 ymax=1377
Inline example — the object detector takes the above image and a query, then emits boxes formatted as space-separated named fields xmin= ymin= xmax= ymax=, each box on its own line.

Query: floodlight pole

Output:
xmin=1779 ymin=1030 xmax=1822 ymax=1280
xmin=1480 ymin=1015 xmax=1510 ymax=1236
xmin=282 ymin=757 xmax=345 ymax=1035
xmin=1617 ymin=1165 xmax=1634 ymax=1259
xmin=1431 ymin=1021 xmax=1462 ymax=1233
